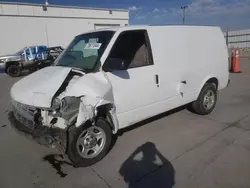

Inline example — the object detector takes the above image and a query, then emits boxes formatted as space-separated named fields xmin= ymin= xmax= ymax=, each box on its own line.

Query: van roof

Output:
xmin=81 ymin=25 xmax=220 ymax=35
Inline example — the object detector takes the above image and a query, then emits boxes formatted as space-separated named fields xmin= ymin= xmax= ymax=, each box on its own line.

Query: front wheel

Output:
xmin=190 ymin=83 xmax=217 ymax=115
xmin=67 ymin=118 xmax=112 ymax=167
xmin=6 ymin=64 xmax=21 ymax=77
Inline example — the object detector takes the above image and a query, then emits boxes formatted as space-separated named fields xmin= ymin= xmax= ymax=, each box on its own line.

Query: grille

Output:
xmin=12 ymin=100 xmax=36 ymax=129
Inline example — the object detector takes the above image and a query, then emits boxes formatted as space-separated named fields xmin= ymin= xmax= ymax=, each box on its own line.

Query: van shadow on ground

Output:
xmin=119 ymin=142 xmax=175 ymax=188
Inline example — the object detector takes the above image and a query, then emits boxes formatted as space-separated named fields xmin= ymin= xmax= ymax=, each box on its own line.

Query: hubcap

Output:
xmin=10 ymin=67 xmax=18 ymax=74
xmin=77 ymin=126 xmax=106 ymax=159
xmin=203 ymin=90 xmax=215 ymax=110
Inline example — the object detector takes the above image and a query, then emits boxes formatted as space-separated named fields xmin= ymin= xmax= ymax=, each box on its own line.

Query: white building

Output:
xmin=0 ymin=2 xmax=129 ymax=55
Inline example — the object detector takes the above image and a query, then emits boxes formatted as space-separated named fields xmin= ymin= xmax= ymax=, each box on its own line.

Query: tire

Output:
xmin=190 ymin=83 xmax=217 ymax=115
xmin=6 ymin=64 xmax=21 ymax=77
xmin=67 ymin=118 xmax=112 ymax=167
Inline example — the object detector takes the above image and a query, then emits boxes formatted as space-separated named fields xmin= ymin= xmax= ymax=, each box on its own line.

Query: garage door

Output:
xmin=94 ymin=24 xmax=120 ymax=30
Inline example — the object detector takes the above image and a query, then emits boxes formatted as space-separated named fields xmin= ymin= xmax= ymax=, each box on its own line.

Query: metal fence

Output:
xmin=224 ymin=29 xmax=250 ymax=48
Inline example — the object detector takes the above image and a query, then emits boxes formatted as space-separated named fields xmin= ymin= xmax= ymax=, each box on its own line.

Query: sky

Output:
xmin=1 ymin=0 xmax=250 ymax=30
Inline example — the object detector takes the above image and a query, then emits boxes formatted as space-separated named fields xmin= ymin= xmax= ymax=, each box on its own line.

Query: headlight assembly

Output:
xmin=51 ymin=98 xmax=61 ymax=110
xmin=61 ymin=97 xmax=80 ymax=111
xmin=50 ymin=97 xmax=80 ymax=120
xmin=61 ymin=97 xmax=81 ymax=121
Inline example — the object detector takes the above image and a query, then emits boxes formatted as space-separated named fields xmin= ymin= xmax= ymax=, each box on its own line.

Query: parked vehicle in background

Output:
xmin=9 ymin=25 xmax=229 ymax=167
xmin=0 ymin=45 xmax=47 ymax=77
xmin=31 ymin=46 xmax=64 ymax=72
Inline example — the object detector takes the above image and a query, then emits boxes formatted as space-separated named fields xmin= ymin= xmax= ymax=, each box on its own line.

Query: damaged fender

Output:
xmin=10 ymin=66 xmax=120 ymax=133
xmin=75 ymin=96 xmax=97 ymax=127
xmin=61 ymin=72 xmax=119 ymax=133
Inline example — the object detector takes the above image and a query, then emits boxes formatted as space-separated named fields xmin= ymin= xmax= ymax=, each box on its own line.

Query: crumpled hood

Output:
xmin=10 ymin=66 xmax=73 ymax=108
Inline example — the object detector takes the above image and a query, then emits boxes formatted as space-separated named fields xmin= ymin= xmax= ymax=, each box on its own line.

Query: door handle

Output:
xmin=155 ymin=74 xmax=159 ymax=86
xmin=181 ymin=80 xmax=187 ymax=84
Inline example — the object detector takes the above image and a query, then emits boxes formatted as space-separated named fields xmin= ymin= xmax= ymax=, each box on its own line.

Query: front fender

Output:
xmin=75 ymin=96 xmax=119 ymax=134
xmin=197 ymin=76 xmax=219 ymax=97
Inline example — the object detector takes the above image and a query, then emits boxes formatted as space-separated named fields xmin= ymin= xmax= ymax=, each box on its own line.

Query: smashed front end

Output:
xmin=9 ymin=102 xmax=68 ymax=152
xmin=9 ymin=96 xmax=82 ymax=152
xmin=8 ymin=67 xmax=118 ymax=152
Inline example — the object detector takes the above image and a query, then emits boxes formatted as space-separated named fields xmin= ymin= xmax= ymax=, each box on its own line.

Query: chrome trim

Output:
xmin=11 ymin=100 xmax=36 ymax=129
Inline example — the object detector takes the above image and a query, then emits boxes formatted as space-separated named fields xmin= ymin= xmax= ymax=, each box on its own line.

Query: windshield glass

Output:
xmin=55 ymin=31 xmax=114 ymax=71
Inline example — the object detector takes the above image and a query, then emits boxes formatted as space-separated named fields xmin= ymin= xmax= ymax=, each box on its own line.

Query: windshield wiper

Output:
xmin=72 ymin=67 xmax=89 ymax=72
xmin=58 ymin=64 xmax=90 ymax=73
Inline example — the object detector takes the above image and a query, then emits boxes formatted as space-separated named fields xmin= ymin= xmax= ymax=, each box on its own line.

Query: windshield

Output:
xmin=55 ymin=31 xmax=114 ymax=71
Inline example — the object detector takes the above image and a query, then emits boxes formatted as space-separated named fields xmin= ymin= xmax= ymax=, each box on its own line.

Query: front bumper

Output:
xmin=0 ymin=63 xmax=5 ymax=73
xmin=8 ymin=111 xmax=67 ymax=152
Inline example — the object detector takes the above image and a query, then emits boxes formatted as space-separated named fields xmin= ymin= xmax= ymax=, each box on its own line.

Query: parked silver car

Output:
xmin=0 ymin=45 xmax=47 ymax=77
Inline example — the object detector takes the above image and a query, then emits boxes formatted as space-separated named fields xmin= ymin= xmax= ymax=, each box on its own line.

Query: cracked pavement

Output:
xmin=1 ymin=58 xmax=250 ymax=188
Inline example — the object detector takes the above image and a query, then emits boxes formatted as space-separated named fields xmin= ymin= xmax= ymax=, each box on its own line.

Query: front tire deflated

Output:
xmin=67 ymin=118 xmax=112 ymax=167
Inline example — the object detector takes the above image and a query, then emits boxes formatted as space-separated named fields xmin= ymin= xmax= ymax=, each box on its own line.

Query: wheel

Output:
xmin=6 ymin=64 xmax=21 ymax=77
xmin=67 ymin=118 xmax=112 ymax=167
xmin=190 ymin=83 xmax=217 ymax=115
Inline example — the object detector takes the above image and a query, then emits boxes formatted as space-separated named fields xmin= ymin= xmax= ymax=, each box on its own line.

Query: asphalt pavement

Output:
xmin=1 ymin=58 xmax=250 ymax=188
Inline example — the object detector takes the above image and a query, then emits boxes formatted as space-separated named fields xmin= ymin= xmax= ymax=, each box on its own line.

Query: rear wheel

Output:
xmin=67 ymin=118 xmax=112 ymax=167
xmin=6 ymin=64 xmax=21 ymax=77
xmin=190 ymin=83 xmax=217 ymax=115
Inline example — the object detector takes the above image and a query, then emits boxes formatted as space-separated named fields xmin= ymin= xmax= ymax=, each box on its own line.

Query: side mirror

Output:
xmin=103 ymin=58 xmax=127 ymax=72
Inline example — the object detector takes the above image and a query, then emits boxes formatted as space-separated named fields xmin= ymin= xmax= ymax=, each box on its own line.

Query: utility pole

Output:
xmin=181 ymin=6 xmax=188 ymax=24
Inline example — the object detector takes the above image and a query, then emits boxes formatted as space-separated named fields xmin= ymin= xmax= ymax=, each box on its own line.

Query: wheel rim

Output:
xmin=203 ymin=90 xmax=215 ymax=110
xmin=9 ymin=66 xmax=19 ymax=76
xmin=10 ymin=67 xmax=18 ymax=75
xmin=76 ymin=126 xmax=106 ymax=159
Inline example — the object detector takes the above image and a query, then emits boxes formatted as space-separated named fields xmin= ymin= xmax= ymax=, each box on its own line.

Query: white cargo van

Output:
xmin=9 ymin=25 xmax=229 ymax=166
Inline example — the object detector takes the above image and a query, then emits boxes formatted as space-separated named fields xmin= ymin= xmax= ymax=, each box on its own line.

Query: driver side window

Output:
xmin=107 ymin=30 xmax=153 ymax=69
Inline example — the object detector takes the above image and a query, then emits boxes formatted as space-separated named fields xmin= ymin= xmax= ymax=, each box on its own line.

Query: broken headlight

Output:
xmin=60 ymin=97 xmax=81 ymax=121
xmin=50 ymin=98 xmax=61 ymax=117
xmin=50 ymin=97 xmax=80 ymax=120
xmin=51 ymin=98 xmax=61 ymax=110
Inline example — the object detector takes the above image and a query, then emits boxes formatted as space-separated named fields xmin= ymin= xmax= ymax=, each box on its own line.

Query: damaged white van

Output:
xmin=9 ymin=25 xmax=229 ymax=167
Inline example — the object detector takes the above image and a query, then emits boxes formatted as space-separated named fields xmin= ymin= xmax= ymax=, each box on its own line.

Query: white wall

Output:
xmin=0 ymin=2 xmax=129 ymax=55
